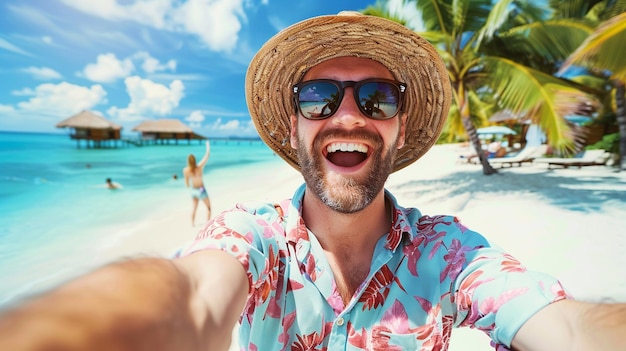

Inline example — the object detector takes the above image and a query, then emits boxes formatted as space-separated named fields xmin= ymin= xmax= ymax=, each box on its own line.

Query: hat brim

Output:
xmin=246 ymin=13 xmax=451 ymax=173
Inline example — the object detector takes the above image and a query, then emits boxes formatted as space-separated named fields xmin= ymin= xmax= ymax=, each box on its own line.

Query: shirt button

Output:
xmin=336 ymin=317 xmax=345 ymax=326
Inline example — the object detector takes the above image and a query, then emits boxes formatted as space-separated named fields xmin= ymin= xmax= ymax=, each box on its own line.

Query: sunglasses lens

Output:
xmin=296 ymin=81 xmax=340 ymax=119
xmin=295 ymin=80 xmax=403 ymax=120
xmin=357 ymin=81 xmax=401 ymax=119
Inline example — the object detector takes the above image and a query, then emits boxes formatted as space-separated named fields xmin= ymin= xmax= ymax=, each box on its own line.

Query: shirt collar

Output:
xmin=283 ymin=184 xmax=416 ymax=251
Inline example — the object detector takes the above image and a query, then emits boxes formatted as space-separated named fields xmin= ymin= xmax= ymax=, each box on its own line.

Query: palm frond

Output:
xmin=475 ymin=0 xmax=516 ymax=43
xmin=485 ymin=57 xmax=600 ymax=153
xmin=413 ymin=0 xmax=448 ymax=32
xmin=559 ymin=12 xmax=626 ymax=81
xmin=362 ymin=2 xmax=408 ymax=26
xmin=501 ymin=20 xmax=592 ymax=62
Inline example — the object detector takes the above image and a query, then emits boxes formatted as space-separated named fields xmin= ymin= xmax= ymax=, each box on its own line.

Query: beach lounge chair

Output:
xmin=533 ymin=149 xmax=610 ymax=169
xmin=470 ymin=145 xmax=548 ymax=167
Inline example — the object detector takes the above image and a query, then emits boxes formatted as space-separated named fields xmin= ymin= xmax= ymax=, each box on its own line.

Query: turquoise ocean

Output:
xmin=0 ymin=131 xmax=283 ymax=308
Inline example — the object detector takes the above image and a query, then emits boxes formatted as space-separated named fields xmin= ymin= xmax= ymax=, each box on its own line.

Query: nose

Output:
xmin=331 ymin=87 xmax=366 ymax=128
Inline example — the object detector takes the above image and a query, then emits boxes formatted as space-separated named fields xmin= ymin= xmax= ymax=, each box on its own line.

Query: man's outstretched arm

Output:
xmin=0 ymin=250 xmax=248 ymax=351
xmin=512 ymin=299 xmax=626 ymax=351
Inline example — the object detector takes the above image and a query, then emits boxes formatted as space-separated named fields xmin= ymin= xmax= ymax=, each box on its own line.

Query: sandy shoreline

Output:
xmin=98 ymin=143 xmax=626 ymax=350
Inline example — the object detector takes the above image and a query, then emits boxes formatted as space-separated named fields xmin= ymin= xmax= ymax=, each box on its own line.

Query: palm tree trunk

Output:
xmin=463 ymin=118 xmax=498 ymax=175
xmin=615 ymin=79 xmax=626 ymax=171
xmin=457 ymin=86 xmax=497 ymax=175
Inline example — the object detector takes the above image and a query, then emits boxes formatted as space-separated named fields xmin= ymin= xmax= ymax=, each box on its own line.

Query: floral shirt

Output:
xmin=179 ymin=184 xmax=568 ymax=351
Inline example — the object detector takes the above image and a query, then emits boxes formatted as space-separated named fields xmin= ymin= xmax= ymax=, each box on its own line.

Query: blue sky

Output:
xmin=0 ymin=0 xmax=416 ymax=138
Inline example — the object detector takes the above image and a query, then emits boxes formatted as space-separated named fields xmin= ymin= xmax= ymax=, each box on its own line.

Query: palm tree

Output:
xmin=558 ymin=11 xmax=626 ymax=170
xmin=364 ymin=0 xmax=600 ymax=175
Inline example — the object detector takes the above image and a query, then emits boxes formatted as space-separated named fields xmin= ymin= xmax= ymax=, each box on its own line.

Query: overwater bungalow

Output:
xmin=132 ymin=119 xmax=206 ymax=145
xmin=56 ymin=110 xmax=123 ymax=148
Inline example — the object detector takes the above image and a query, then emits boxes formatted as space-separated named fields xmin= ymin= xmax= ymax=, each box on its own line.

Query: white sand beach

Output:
xmin=97 ymin=143 xmax=626 ymax=351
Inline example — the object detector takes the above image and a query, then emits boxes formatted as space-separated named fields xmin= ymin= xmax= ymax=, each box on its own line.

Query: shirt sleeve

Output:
xmin=444 ymin=219 xmax=570 ymax=348
xmin=176 ymin=201 xmax=286 ymax=294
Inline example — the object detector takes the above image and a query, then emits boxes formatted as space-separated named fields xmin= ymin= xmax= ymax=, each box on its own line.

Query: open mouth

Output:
xmin=325 ymin=142 xmax=369 ymax=168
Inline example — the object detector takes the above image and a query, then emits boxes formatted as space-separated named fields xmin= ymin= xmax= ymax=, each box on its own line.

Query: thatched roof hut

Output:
xmin=56 ymin=110 xmax=122 ymax=148
xmin=132 ymin=119 xmax=205 ymax=145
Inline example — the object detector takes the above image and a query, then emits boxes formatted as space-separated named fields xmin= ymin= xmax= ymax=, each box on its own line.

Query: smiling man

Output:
xmin=294 ymin=57 xmax=403 ymax=215
xmin=1 ymin=11 xmax=625 ymax=351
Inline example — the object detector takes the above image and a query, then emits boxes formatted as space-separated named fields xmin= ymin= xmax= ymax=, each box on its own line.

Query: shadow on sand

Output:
xmin=389 ymin=168 xmax=626 ymax=213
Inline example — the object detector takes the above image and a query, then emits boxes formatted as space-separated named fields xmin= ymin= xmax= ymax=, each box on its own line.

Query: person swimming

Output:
xmin=105 ymin=178 xmax=122 ymax=190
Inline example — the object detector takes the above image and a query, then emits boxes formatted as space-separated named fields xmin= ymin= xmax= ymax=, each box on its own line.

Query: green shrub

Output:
xmin=586 ymin=133 xmax=620 ymax=154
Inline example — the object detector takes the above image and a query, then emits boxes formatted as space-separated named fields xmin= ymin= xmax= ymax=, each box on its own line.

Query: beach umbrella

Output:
xmin=476 ymin=126 xmax=517 ymax=136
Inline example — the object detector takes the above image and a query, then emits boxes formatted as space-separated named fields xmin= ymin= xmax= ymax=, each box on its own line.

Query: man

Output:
xmin=0 ymin=12 xmax=624 ymax=351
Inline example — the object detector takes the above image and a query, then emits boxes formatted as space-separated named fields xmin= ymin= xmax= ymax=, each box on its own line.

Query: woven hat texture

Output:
xmin=245 ymin=12 xmax=451 ymax=172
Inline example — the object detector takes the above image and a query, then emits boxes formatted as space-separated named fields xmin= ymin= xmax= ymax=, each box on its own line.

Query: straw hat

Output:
xmin=245 ymin=11 xmax=451 ymax=173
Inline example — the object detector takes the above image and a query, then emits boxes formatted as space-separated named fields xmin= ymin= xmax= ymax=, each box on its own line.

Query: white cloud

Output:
xmin=185 ymin=110 xmax=205 ymax=128
xmin=15 ymin=82 xmax=107 ymax=117
xmin=132 ymin=51 xmax=176 ymax=73
xmin=42 ymin=36 xmax=53 ymax=44
xmin=0 ymin=37 xmax=32 ymax=56
xmin=0 ymin=104 xmax=16 ymax=113
xmin=206 ymin=117 xmax=257 ymax=136
xmin=60 ymin=0 xmax=246 ymax=52
xmin=22 ymin=66 xmax=62 ymax=80
xmin=11 ymin=88 xmax=35 ymax=96
xmin=81 ymin=52 xmax=179 ymax=83
xmin=172 ymin=0 xmax=245 ymax=52
xmin=213 ymin=118 xmax=241 ymax=131
xmin=59 ymin=0 xmax=129 ymax=20
xmin=82 ymin=53 xmax=135 ymax=83
xmin=186 ymin=110 xmax=205 ymax=122
xmin=107 ymin=76 xmax=185 ymax=121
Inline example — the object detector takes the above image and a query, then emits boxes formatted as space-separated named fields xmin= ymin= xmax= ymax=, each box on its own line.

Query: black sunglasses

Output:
xmin=292 ymin=79 xmax=406 ymax=120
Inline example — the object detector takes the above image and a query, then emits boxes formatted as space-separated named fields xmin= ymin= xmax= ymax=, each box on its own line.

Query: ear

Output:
xmin=396 ymin=113 xmax=407 ymax=149
xmin=289 ymin=114 xmax=298 ymax=149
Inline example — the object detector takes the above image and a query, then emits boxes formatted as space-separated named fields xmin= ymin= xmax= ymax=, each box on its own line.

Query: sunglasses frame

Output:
xmin=292 ymin=78 xmax=406 ymax=120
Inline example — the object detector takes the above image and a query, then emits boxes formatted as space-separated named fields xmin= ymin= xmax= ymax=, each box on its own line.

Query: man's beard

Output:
xmin=296 ymin=129 xmax=398 ymax=214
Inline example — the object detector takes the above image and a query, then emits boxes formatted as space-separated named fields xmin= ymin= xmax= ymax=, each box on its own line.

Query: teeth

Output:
xmin=326 ymin=143 xmax=368 ymax=153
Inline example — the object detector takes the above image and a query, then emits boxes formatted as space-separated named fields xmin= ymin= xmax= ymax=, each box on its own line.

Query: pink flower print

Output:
xmin=551 ymin=282 xmax=570 ymax=300
xmin=500 ymin=253 xmax=526 ymax=273
xmin=382 ymin=299 xmax=416 ymax=333
xmin=403 ymin=235 xmax=425 ymax=277
xmin=301 ymin=251 xmax=318 ymax=282
xmin=287 ymin=217 xmax=309 ymax=242
xmin=479 ymin=287 xmax=529 ymax=315
xmin=416 ymin=216 xmax=447 ymax=243
xmin=359 ymin=265 xmax=405 ymax=310
xmin=291 ymin=322 xmax=332 ymax=351
xmin=372 ymin=300 xmax=446 ymax=351
xmin=327 ymin=280 xmax=344 ymax=313
xmin=286 ymin=278 xmax=304 ymax=294
xmin=370 ymin=300 xmax=417 ymax=351
xmin=440 ymin=239 xmax=473 ymax=283
xmin=454 ymin=269 xmax=493 ymax=309
xmin=384 ymin=207 xmax=406 ymax=250
xmin=255 ymin=217 xmax=279 ymax=239
xmin=347 ymin=322 xmax=369 ymax=349
xmin=278 ymin=311 xmax=296 ymax=349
